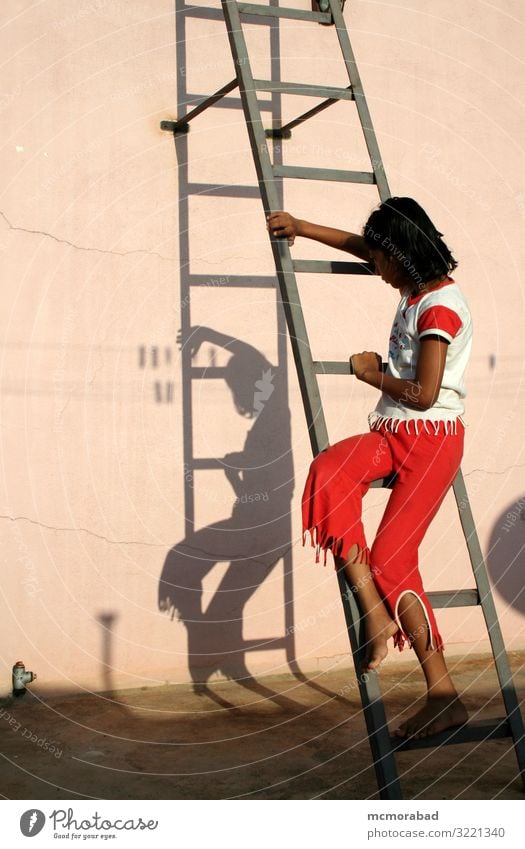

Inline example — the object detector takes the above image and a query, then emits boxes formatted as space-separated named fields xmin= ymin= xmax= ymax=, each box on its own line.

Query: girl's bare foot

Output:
xmin=394 ymin=693 xmax=468 ymax=739
xmin=362 ymin=616 xmax=399 ymax=672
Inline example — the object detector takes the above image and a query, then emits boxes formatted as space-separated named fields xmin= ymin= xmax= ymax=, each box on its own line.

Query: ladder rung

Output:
xmin=185 ymin=93 xmax=274 ymax=113
xmin=293 ymin=259 xmax=374 ymax=274
xmin=242 ymin=637 xmax=289 ymax=650
xmin=253 ymin=79 xmax=354 ymax=100
xmin=191 ymin=368 xmax=228 ymax=380
xmin=427 ymin=589 xmax=480 ymax=608
xmin=313 ymin=358 xmax=388 ymax=375
xmin=313 ymin=360 xmax=350 ymax=375
xmin=370 ymin=476 xmax=396 ymax=490
xmin=183 ymin=6 xmax=269 ymax=25
xmin=187 ymin=182 xmax=261 ymax=198
xmin=191 ymin=458 xmax=226 ymax=470
xmin=188 ymin=274 xmax=276 ymax=288
xmin=392 ymin=718 xmax=510 ymax=751
xmin=181 ymin=7 xmax=227 ymax=22
xmin=273 ymin=165 xmax=375 ymax=184
xmin=237 ymin=2 xmax=332 ymax=24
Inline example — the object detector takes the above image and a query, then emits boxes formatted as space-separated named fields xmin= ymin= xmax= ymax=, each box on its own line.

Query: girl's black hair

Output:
xmin=362 ymin=197 xmax=458 ymax=289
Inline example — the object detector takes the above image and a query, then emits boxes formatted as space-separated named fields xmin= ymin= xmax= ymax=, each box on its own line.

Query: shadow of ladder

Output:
xmin=161 ymin=0 xmax=525 ymax=799
xmin=160 ymin=1 xmax=297 ymax=683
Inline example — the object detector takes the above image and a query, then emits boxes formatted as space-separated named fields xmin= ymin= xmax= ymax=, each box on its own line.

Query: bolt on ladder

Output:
xmin=162 ymin=0 xmax=525 ymax=799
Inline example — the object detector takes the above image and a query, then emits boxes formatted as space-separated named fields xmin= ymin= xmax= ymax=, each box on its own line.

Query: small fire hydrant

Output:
xmin=12 ymin=661 xmax=37 ymax=697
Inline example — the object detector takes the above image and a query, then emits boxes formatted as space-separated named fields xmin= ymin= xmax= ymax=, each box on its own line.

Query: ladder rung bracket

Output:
xmin=253 ymin=79 xmax=354 ymax=100
xmin=187 ymin=182 xmax=261 ymax=198
xmin=237 ymin=3 xmax=332 ymax=24
xmin=392 ymin=718 xmax=511 ymax=751
xmin=161 ymin=79 xmax=239 ymax=133
xmin=293 ymin=259 xmax=374 ymax=274
xmin=427 ymin=589 xmax=480 ymax=608
xmin=160 ymin=120 xmax=189 ymax=135
xmin=266 ymin=90 xmax=352 ymax=138
xmin=188 ymin=274 xmax=276 ymax=287
xmin=273 ymin=165 xmax=375 ymax=184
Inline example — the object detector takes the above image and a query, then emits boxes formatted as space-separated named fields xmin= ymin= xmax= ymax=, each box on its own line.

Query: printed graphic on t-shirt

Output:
xmin=389 ymin=319 xmax=407 ymax=360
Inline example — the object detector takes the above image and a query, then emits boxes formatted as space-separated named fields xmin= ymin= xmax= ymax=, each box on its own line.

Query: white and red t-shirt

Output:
xmin=369 ymin=277 xmax=472 ymax=430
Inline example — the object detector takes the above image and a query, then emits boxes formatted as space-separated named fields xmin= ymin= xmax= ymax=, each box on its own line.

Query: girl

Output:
xmin=267 ymin=197 xmax=472 ymax=738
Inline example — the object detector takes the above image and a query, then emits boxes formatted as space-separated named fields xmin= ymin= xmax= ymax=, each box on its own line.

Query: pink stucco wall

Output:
xmin=1 ymin=0 xmax=524 ymax=695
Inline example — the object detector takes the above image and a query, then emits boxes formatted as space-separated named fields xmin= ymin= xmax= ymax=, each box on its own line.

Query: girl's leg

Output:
xmin=370 ymin=423 xmax=467 ymax=737
xmin=394 ymin=592 xmax=467 ymax=737
xmin=302 ymin=431 xmax=398 ymax=670
xmin=336 ymin=545 xmax=398 ymax=671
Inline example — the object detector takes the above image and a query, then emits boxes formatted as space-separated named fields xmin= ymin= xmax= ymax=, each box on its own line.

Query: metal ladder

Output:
xmin=162 ymin=0 xmax=525 ymax=799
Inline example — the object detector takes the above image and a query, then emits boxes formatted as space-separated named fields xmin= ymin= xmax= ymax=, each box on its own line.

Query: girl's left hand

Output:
xmin=350 ymin=351 xmax=382 ymax=379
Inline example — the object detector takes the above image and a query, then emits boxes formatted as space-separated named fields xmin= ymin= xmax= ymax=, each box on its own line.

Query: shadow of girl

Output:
xmin=159 ymin=327 xmax=294 ymax=691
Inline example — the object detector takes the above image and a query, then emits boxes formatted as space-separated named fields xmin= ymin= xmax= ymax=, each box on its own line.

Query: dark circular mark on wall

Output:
xmin=486 ymin=495 xmax=525 ymax=616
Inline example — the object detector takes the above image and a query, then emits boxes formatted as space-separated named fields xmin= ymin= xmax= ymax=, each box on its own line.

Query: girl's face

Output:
xmin=369 ymin=248 xmax=406 ymax=290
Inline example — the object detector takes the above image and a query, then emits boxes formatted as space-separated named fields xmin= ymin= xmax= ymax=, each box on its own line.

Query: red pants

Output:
xmin=301 ymin=420 xmax=464 ymax=651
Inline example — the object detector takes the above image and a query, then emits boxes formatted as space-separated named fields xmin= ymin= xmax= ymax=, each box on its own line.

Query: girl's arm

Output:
xmin=177 ymin=326 xmax=255 ymax=360
xmin=267 ymin=211 xmax=371 ymax=261
xmin=351 ymin=336 xmax=448 ymax=412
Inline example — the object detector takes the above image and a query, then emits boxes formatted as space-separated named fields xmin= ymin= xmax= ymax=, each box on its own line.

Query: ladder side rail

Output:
xmin=221 ymin=0 xmax=329 ymax=456
xmin=336 ymin=571 xmax=403 ymax=799
xmin=176 ymin=5 xmax=196 ymax=537
xmin=452 ymin=470 xmax=525 ymax=776
xmin=268 ymin=8 xmax=298 ymax=666
xmin=329 ymin=0 xmax=390 ymax=200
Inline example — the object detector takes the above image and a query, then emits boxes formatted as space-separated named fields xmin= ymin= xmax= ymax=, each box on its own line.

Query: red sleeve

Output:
xmin=417 ymin=305 xmax=462 ymax=342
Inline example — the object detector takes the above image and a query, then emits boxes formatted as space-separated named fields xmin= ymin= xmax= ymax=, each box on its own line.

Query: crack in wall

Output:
xmin=464 ymin=461 xmax=525 ymax=479
xmin=0 ymin=513 xmax=164 ymax=548
xmin=0 ymin=210 xmax=175 ymax=263
xmin=0 ymin=513 xmax=295 ymax=564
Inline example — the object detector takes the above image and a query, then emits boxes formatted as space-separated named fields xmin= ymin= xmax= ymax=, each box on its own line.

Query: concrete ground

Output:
xmin=1 ymin=652 xmax=524 ymax=800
